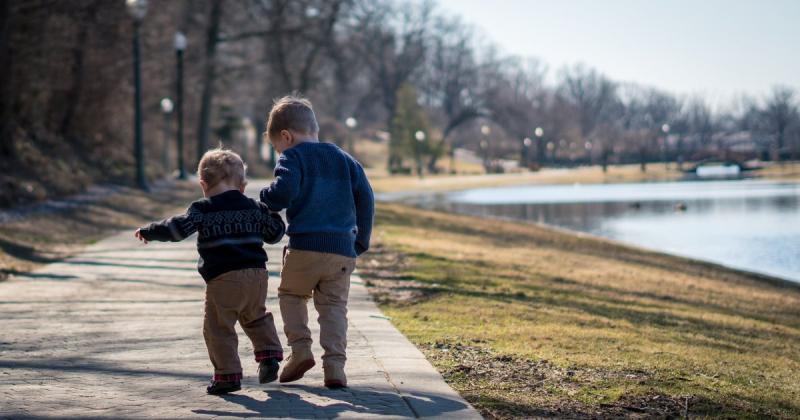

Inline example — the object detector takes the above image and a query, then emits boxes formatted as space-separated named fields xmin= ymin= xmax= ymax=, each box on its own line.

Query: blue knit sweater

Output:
xmin=260 ymin=141 xmax=374 ymax=257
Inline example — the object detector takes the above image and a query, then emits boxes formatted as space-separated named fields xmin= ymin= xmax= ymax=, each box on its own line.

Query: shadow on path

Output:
xmin=63 ymin=260 xmax=197 ymax=271
xmin=192 ymin=385 xmax=467 ymax=418
xmin=0 ymin=237 xmax=61 ymax=264
xmin=0 ymin=358 xmax=208 ymax=381
xmin=0 ymin=298 xmax=200 ymax=305
xmin=3 ymin=270 xmax=79 ymax=280
xmin=80 ymin=247 xmax=194 ymax=254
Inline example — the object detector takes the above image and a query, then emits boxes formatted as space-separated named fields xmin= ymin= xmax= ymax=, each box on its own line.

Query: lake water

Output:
xmin=392 ymin=179 xmax=800 ymax=283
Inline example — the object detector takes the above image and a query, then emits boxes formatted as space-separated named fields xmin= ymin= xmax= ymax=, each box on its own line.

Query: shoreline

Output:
xmin=371 ymin=200 xmax=800 ymax=304
xmin=373 ymin=170 xmax=800 ymax=290
xmin=385 ymin=202 xmax=800 ymax=290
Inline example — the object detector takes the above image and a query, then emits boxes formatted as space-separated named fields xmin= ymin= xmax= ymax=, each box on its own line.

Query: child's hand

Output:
xmin=134 ymin=229 xmax=148 ymax=244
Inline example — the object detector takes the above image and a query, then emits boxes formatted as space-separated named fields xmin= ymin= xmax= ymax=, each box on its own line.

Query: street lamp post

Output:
xmin=127 ymin=0 xmax=148 ymax=190
xmin=661 ymin=123 xmax=670 ymax=169
xmin=414 ymin=130 xmax=426 ymax=178
xmin=534 ymin=126 xmax=544 ymax=166
xmin=479 ymin=140 xmax=489 ymax=172
xmin=345 ymin=117 xmax=357 ymax=155
xmin=522 ymin=137 xmax=532 ymax=169
xmin=480 ymin=124 xmax=490 ymax=172
xmin=585 ymin=141 xmax=593 ymax=166
xmin=160 ymin=97 xmax=174 ymax=173
xmin=174 ymin=31 xmax=187 ymax=179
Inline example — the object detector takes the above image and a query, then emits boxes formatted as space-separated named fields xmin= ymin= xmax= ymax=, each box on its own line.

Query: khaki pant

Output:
xmin=279 ymin=248 xmax=356 ymax=370
xmin=203 ymin=268 xmax=283 ymax=379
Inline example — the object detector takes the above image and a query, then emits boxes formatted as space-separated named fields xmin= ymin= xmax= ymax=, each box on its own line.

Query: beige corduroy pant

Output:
xmin=278 ymin=248 xmax=356 ymax=370
xmin=203 ymin=268 xmax=283 ymax=378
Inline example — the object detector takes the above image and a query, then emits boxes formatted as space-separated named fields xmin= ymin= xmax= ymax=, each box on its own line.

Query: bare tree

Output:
xmin=668 ymin=99 xmax=690 ymax=168
xmin=643 ymin=88 xmax=679 ymax=170
xmin=762 ymin=86 xmax=799 ymax=161
xmin=351 ymin=0 xmax=432 ymax=171
xmin=483 ymin=57 xmax=547 ymax=168
xmin=0 ymin=0 xmax=15 ymax=160
xmin=558 ymin=64 xmax=618 ymax=171
xmin=687 ymin=97 xmax=715 ymax=155
xmin=539 ymin=91 xmax=576 ymax=166
xmin=418 ymin=16 xmax=484 ymax=172
xmin=196 ymin=0 xmax=223 ymax=163
xmin=243 ymin=0 xmax=347 ymax=95
xmin=320 ymin=1 xmax=369 ymax=123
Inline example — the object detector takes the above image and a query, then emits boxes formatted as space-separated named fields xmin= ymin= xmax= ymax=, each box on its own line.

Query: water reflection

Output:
xmin=400 ymin=180 xmax=800 ymax=283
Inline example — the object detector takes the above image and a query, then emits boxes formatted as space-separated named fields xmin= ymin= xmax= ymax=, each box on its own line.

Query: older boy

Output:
xmin=135 ymin=148 xmax=286 ymax=395
xmin=260 ymin=96 xmax=374 ymax=388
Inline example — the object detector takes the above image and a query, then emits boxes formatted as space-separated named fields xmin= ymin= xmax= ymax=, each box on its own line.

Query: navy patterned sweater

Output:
xmin=260 ymin=141 xmax=374 ymax=257
xmin=138 ymin=190 xmax=285 ymax=282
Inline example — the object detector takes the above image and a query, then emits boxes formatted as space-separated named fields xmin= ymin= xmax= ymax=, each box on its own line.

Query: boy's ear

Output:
xmin=199 ymin=179 xmax=208 ymax=191
xmin=281 ymin=129 xmax=293 ymax=144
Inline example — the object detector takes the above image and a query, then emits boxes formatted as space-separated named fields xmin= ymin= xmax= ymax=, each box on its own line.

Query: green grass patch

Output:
xmin=362 ymin=203 xmax=800 ymax=419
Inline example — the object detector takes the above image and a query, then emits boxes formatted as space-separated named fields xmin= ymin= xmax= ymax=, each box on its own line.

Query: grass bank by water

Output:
xmin=360 ymin=202 xmax=800 ymax=418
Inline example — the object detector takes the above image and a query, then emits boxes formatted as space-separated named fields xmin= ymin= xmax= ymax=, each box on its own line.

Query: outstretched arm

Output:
xmin=260 ymin=151 xmax=302 ymax=211
xmin=136 ymin=204 xmax=201 ymax=243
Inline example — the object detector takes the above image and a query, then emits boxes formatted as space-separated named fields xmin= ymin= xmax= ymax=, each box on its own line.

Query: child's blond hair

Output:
xmin=197 ymin=147 xmax=247 ymax=188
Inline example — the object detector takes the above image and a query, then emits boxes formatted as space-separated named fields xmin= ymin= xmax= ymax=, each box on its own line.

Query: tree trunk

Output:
xmin=537 ymin=137 xmax=545 ymax=166
xmin=268 ymin=1 xmax=295 ymax=92
xmin=60 ymin=6 xmax=95 ymax=134
xmin=197 ymin=0 xmax=223 ymax=164
xmin=427 ymin=153 xmax=439 ymax=173
xmin=777 ymin=125 xmax=786 ymax=162
xmin=447 ymin=142 xmax=456 ymax=174
xmin=640 ymin=146 xmax=647 ymax=172
xmin=297 ymin=1 xmax=342 ymax=93
xmin=387 ymin=115 xmax=401 ymax=173
xmin=0 ymin=0 xmax=14 ymax=157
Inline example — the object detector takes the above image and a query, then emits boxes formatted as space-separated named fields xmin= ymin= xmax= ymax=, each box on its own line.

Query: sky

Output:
xmin=436 ymin=0 xmax=800 ymax=108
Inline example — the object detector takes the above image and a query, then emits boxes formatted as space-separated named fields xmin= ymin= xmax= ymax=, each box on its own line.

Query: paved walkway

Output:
xmin=0 ymin=226 xmax=479 ymax=418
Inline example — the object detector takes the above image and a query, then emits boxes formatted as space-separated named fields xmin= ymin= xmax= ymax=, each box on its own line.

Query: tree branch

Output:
xmin=218 ymin=27 xmax=305 ymax=43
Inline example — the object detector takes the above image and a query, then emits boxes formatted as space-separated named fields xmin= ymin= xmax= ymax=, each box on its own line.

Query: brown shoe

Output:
xmin=279 ymin=348 xmax=315 ymax=383
xmin=323 ymin=365 xmax=347 ymax=389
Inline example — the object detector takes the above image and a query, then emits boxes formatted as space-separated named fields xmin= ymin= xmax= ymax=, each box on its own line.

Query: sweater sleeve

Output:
xmin=352 ymin=162 xmax=375 ymax=256
xmin=258 ymin=203 xmax=286 ymax=245
xmin=138 ymin=203 xmax=202 ymax=242
xmin=260 ymin=150 xmax=302 ymax=211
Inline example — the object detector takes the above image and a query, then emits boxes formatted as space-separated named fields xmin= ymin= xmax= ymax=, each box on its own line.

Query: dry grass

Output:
xmin=370 ymin=164 xmax=684 ymax=194
xmin=362 ymin=202 xmax=800 ymax=418
xmin=355 ymin=137 xmax=492 ymax=180
xmin=369 ymin=161 xmax=800 ymax=194
xmin=352 ymin=138 xmax=389 ymax=172
xmin=0 ymin=180 xmax=200 ymax=280
xmin=757 ymin=161 xmax=800 ymax=180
